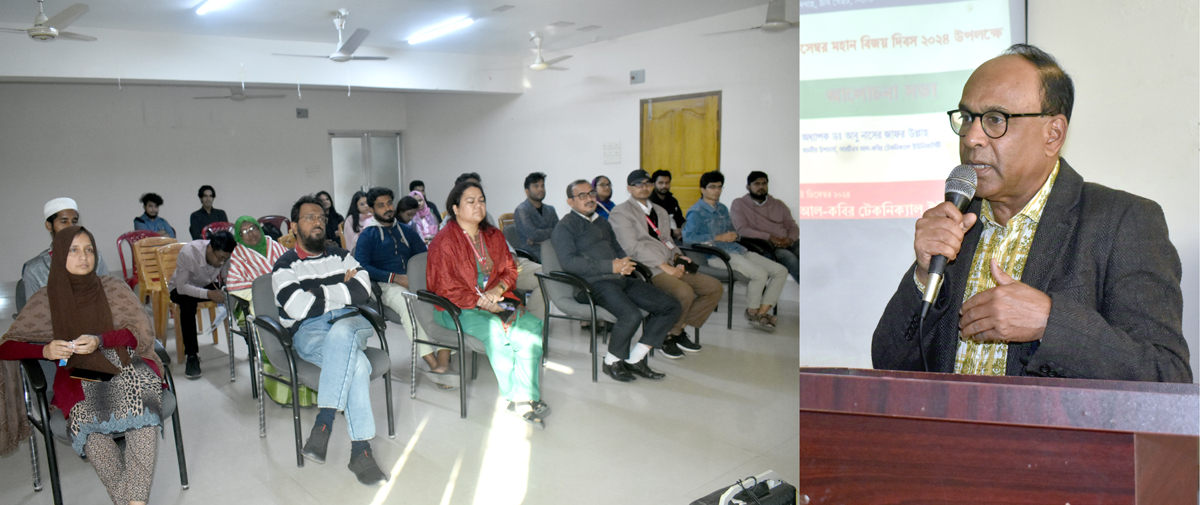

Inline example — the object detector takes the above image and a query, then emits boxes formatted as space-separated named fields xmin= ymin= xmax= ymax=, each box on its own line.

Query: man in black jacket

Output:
xmin=552 ymin=180 xmax=681 ymax=383
xmin=872 ymin=44 xmax=1191 ymax=383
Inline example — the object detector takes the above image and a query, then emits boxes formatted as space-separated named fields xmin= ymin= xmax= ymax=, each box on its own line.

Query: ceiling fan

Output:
xmin=194 ymin=87 xmax=287 ymax=102
xmin=273 ymin=9 xmax=387 ymax=63
xmin=0 ymin=0 xmax=96 ymax=42
xmin=529 ymin=32 xmax=571 ymax=71
xmin=705 ymin=0 xmax=797 ymax=36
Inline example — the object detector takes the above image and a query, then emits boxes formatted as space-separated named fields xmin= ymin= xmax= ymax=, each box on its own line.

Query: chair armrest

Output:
xmin=736 ymin=237 xmax=775 ymax=258
xmin=537 ymin=271 xmax=595 ymax=295
xmin=19 ymin=359 xmax=47 ymax=393
xmin=680 ymin=243 xmax=731 ymax=262
xmin=631 ymin=261 xmax=654 ymax=282
xmin=514 ymin=247 xmax=538 ymax=262
xmin=251 ymin=315 xmax=294 ymax=349
xmin=353 ymin=304 xmax=387 ymax=334
xmin=154 ymin=341 xmax=171 ymax=365
xmin=416 ymin=290 xmax=462 ymax=318
xmin=371 ymin=282 xmax=383 ymax=299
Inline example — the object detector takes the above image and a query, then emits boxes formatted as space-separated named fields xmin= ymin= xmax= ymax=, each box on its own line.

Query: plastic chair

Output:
xmin=156 ymin=243 xmax=226 ymax=364
xmin=248 ymin=275 xmax=394 ymax=467
xmin=398 ymin=252 xmax=485 ymax=418
xmin=132 ymin=236 xmax=177 ymax=339
xmin=278 ymin=230 xmax=297 ymax=250
xmin=535 ymin=241 xmax=651 ymax=381
xmin=11 ymin=284 xmax=188 ymax=505
xmin=258 ymin=215 xmax=290 ymax=236
xmin=201 ymin=221 xmax=233 ymax=239
xmin=116 ymin=230 xmax=160 ymax=290
xmin=338 ymin=222 xmax=346 ymax=248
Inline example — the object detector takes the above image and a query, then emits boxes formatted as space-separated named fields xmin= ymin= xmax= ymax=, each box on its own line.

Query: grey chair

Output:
xmin=14 ymin=283 xmax=188 ymax=505
xmin=399 ymin=252 xmax=485 ymax=418
xmin=536 ymin=241 xmax=652 ymax=382
xmin=502 ymin=224 xmax=539 ymax=262
xmin=225 ymin=292 xmax=260 ymax=398
xmin=248 ymin=274 xmax=394 ymax=467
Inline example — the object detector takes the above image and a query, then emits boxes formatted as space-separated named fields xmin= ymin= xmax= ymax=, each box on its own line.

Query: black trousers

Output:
xmin=586 ymin=276 xmax=681 ymax=359
xmin=169 ymin=283 xmax=218 ymax=357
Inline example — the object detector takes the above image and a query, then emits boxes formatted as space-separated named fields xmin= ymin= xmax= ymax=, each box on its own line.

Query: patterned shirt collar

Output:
xmin=980 ymin=159 xmax=1061 ymax=230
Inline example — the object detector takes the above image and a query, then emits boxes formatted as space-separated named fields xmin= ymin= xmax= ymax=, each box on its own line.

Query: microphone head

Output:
xmin=945 ymin=164 xmax=978 ymax=201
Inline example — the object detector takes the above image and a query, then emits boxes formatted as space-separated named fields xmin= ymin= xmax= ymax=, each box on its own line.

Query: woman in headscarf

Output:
xmin=593 ymin=175 xmax=615 ymax=219
xmin=408 ymin=190 xmax=440 ymax=243
xmin=227 ymin=216 xmax=288 ymax=301
xmin=1 ymin=226 xmax=164 ymax=505
xmin=427 ymin=181 xmax=548 ymax=429
xmin=342 ymin=190 xmax=373 ymax=254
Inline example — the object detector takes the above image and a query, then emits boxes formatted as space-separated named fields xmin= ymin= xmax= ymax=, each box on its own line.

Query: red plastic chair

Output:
xmin=117 ymin=230 xmax=161 ymax=289
xmin=201 ymin=221 xmax=233 ymax=239
xmin=258 ymin=215 xmax=290 ymax=236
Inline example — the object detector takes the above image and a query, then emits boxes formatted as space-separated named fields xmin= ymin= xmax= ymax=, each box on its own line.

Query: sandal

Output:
xmin=506 ymin=401 xmax=545 ymax=429
xmin=531 ymin=400 xmax=551 ymax=418
xmin=423 ymin=370 xmax=459 ymax=390
xmin=747 ymin=311 xmax=775 ymax=331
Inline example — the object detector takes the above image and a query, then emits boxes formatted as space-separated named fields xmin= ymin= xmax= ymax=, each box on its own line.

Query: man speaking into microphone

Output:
xmin=871 ymin=44 xmax=1192 ymax=383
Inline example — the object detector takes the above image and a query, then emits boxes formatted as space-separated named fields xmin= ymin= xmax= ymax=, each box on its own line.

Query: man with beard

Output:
xmin=272 ymin=195 xmax=388 ymax=484
xmin=648 ymin=170 xmax=685 ymax=240
xmin=552 ymin=179 xmax=681 ymax=383
xmin=730 ymin=171 xmax=799 ymax=281
xmin=353 ymin=188 xmax=450 ymax=386
xmin=23 ymin=197 xmax=110 ymax=300
xmin=133 ymin=192 xmax=176 ymax=238
xmin=513 ymin=172 xmax=557 ymax=261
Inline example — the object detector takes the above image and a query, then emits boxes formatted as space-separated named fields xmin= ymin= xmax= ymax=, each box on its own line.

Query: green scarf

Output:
xmin=233 ymin=215 xmax=268 ymax=257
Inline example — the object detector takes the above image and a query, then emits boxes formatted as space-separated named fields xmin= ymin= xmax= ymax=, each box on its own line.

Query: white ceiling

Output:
xmin=0 ymin=0 xmax=777 ymax=57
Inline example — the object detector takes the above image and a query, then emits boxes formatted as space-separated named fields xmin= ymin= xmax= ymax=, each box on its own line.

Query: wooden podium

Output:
xmin=798 ymin=368 xmax=1199 ymax=504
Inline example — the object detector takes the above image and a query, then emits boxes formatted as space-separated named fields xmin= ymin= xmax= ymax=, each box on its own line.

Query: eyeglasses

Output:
xmin=631 ymin=181 xmax=652 ymax=188
xmin=572 ymin=190 xmax=598 ymax=200
xmin=240 ymin=228 xmax=256 ymax=235
xmin=947 ymin=109 xmax=1053 ymax=139
xmin=299 ymin=214 xmax=328 ymax=224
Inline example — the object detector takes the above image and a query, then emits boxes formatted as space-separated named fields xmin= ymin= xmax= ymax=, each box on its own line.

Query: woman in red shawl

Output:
xmin=427 ymin=181 xmax=548 ymax=428
xmin=1 ymin=227 xmax=164 ymax=505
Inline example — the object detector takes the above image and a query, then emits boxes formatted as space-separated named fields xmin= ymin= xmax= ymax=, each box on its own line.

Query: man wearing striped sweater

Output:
xmin=272 ymin=195 xmax=387 ymax=485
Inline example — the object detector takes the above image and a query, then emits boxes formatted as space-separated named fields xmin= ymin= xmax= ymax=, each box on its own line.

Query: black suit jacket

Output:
xmin=872 ymin=159 xmax=1192 ymax=383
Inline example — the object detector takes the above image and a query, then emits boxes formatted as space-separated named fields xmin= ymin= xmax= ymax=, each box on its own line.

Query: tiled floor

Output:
xmin=0 ymin=280 xmax=798 ymax=504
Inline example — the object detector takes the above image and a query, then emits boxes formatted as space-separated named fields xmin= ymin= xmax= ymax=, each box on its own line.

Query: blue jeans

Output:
xmin=292 ymin=308 xmax=376 ymax=441
xmin=774 ymin=245 xmax=799 ymax=282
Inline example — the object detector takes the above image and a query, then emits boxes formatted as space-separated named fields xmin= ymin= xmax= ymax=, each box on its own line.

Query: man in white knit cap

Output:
xmin=22 ymin=197 xmax=109 ymax=300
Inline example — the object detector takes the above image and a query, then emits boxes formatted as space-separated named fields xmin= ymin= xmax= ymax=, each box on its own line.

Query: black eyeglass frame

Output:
xmin=946 ymin=108 xmax=1053 ymax=139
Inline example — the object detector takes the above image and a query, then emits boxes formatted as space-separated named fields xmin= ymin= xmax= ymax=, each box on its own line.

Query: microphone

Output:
xmin=920 ymin=164 xmax=978 ymax=319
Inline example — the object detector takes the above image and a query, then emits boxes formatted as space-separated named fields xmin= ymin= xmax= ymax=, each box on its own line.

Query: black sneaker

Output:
xmin=675 ymin=330 xmax=702 ymax=353
xmin=302 ymin=422 xmax=331 ymax=464
xmin=185 ymin=355 xmax=202 ymax=380
xmin=348 ymin=448 xmax=389 ymax=485
xmin=660 ymin=338 xmax=684 ymax=359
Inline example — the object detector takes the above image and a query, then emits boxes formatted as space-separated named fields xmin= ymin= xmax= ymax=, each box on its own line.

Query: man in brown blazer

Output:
xmin=610 ymin=170 xmax=723 ymax=359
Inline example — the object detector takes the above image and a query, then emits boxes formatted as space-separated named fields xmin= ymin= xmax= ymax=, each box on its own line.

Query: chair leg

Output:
xmin=226 ymin=315 xmax=236 ymax=383
xmin=471 ymin=352 xmax=479 ymax=380
xmin=726 ymin=282 xmax=734 ymax=330
xmin=384 ymin=370 xmax=395 ymax=438
xmin=165 ymin=373 xmax=190 ymax=489
xmin=590 ymin=317 xmax=598 ymax=382
xmin=457 ymin=345 xmax=468 ymax=419
xmin=287 ymin=362 xmax=305 ymax=467
xmin=409 ymin=341 xmax=418 ymax=399
xmin=208 ymin=306 xmax=218 ymax=345
xmin=173 ymin=304 xmax=185 ymax=364
xmin=252 ymin=328 xmax=266 ymax=438
xmin=28 ymin=432 xmax=41 ymax=492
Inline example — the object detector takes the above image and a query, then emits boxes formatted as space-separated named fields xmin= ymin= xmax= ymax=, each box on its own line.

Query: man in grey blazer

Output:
xmin=873 ymin=44 xmax=1191 ymax=383
xmin=610 ymin=170 xmax=722 ymax=358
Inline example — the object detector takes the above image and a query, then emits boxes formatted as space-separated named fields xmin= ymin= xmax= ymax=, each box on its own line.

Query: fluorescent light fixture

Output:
xmin=196 ymin=0 xmax=237 ymax=15
xmin=407 ymin=16 xmax=474 ymax=44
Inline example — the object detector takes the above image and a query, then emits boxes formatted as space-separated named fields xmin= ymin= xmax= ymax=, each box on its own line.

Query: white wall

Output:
xmin=0 ymin=83 xmax=407 ymax=276
xmin=402 ymin=5 xmax=799 ymax=223
xmin=1029 ymin=0 xmax=1200 ymax=379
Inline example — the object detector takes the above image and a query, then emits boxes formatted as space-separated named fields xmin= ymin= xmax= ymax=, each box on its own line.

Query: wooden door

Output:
xmin=640 ymin=92 xmax=721 ymax=213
